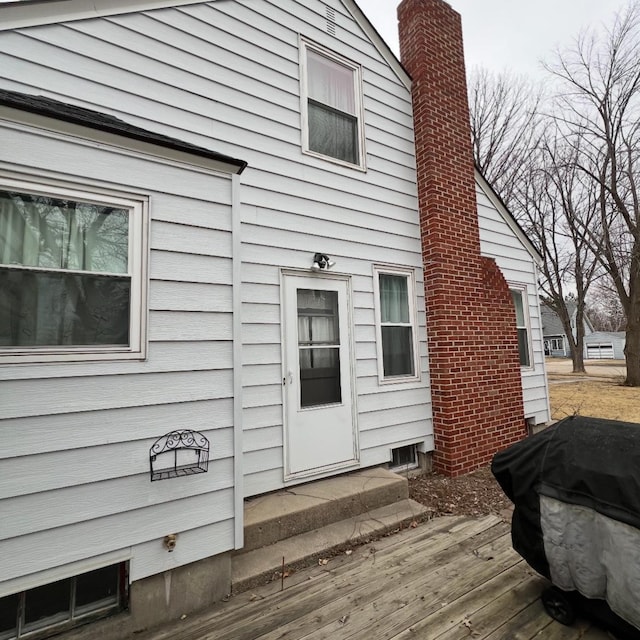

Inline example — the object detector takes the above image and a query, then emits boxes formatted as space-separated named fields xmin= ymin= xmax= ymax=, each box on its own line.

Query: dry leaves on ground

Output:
xmin=408 ymin=466 xmax=512 ymax=518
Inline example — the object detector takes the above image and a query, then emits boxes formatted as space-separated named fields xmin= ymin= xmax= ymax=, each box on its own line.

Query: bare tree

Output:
xmin=516 ymin=129 xmax=601 ymax=372
xmin=588 ymin=281 xmax=627 ymax=332
xmin=468 ymin=68 xmax=542 ymax=208
xmin=547 ymin=1 xmax=640 ymax=385
xmin=468 ymin=69 xmax=599 ymax=372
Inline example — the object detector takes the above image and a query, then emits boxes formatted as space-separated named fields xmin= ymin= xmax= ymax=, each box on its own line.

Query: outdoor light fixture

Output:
xmin=311 ymin=253 xmax=336 ymax=271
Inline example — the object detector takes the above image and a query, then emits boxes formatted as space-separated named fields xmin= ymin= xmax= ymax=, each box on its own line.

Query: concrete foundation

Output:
xmin=57 ymin=552 xmax=231 ymax=640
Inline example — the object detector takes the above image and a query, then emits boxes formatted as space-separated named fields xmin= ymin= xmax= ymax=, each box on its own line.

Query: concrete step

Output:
xmin=241 ymin=467 xmax=410 ymax=553
xmin=232 ymin=497 xmax=429 ymax=594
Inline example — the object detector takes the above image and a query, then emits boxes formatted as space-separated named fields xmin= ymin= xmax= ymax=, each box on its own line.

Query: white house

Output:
xmin=476 ymin=172 xmax=549 ymax=426
xmin=0 ymin=1 xmax=549 ymax=638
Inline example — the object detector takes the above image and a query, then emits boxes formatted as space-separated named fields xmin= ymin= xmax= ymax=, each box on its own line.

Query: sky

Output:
xmin=357 ymin=0 xmax=629 ymax=78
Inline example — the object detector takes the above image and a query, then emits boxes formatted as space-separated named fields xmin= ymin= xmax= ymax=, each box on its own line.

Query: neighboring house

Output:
xmin=0 ymin=0 xmax=550 ymax=638
xmin=583 ymin=331 xmax=626 ymax=360
xmin=541 ymin=302 xmax=594 ymax=357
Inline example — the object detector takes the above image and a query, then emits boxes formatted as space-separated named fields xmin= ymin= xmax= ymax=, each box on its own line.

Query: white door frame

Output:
xmin=281 ymin=270 xmax=359 ymax=481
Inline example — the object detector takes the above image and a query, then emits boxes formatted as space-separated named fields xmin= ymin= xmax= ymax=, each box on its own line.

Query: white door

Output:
xmin=282 ymin=273 xmax=358 ymax=478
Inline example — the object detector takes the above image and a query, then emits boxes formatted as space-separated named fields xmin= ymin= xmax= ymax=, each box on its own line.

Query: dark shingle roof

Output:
xmin=0 ymin=88 xmax=247 ymax=174
xmin=541 ymin=304 xmax=567 ymax=336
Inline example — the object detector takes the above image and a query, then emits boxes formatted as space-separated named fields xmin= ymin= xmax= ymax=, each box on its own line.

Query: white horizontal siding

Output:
xmin=2 ymin=489 xmax=234 ymax=583
xmin=0 ymin=430 xmax=233 ymax=500
xmin=0 ymin=0 xmax=432 ymax=521
xmin=1 ymin=370 xmax=232 ymax=420
xmin=1 ymin=400 xmax=233 ymax=459
xmin=0 ymin=342 xmax=231 ymax=381
xmin=0 ymin=120 xmax=237 ymax=588
xmin=477 ymin=179 xmax=550 ymax=425
xmin=1 ymin=457 xmax=234 ymax=538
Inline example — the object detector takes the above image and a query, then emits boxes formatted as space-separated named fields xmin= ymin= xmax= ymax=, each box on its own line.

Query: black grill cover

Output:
xmin=491 ymin=415 xmax=640 ymax=578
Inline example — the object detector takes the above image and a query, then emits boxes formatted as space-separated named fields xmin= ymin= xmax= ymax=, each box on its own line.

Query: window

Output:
xmin=550 ymin=338 xmax=563 ymax=351
xmin=301 ymin=39 xmax=365 ymax=168
xmin=0 ymin=563 xmax=127 ymax=640
xmin=0 ymin=178 xmax=147 ymax=363
xmin=390 ymin=444 xmax=418 ymax=470
xmin=511 ymin=288 xmax=531 ymax=367
xmin=374 ymin=267 xmax=419 ymax=381
xmin=297 ymin=288 xmax=342 ymax=407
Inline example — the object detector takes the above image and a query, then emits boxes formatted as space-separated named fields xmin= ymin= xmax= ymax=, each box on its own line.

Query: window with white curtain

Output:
xmin=0 ymin=178 xmax=147 ymax=363
xmin=301 ymin=39 xmax=364 ymax=168
xmin=510 ymin=287 xmax=531 ymax=367
xmin=374 ymin=266 xmax=418 ymax=381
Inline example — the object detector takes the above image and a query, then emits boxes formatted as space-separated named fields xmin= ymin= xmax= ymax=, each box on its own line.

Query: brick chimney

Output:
xmin=398 ymin=0 xmax=526 ymax=476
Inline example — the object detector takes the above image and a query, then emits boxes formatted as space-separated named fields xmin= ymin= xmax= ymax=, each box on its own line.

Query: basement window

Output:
xmin=391 ymin=444 xmax=418 ymax=470
xmin=0 ymin=562 xmax=127 ymax=640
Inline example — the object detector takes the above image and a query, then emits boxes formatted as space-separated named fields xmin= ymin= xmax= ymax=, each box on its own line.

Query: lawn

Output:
xmin=549 ymin=378 xmax=640 ymax=423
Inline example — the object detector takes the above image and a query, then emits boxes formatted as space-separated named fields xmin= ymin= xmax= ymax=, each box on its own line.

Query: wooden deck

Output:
xmin=144 ymin=515 xmax=612 ymax=640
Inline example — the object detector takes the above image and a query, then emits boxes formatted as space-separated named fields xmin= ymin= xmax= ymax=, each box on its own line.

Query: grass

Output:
xmin=549 ymin=378 xmax=640 ymax=423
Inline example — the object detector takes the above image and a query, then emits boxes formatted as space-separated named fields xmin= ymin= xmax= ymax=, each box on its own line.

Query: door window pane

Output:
xmin=297 ymin=289 xmax=339 ymax=344
xmin=297 ymin=289 xmax=341 ymax=407
xmin=300 ymin=347 xmax=341 ymax=407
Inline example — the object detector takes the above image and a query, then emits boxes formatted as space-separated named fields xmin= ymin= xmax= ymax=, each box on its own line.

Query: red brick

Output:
xmin=399 ymin=0 xmax=526 ymax=477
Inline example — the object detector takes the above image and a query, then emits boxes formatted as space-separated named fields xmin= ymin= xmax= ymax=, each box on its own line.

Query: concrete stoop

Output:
xmin=231 ymin=467 xmax=429 ymax=593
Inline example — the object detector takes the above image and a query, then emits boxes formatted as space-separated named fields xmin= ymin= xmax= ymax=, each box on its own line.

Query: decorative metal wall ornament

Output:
xmin=149 ymin=429 xmax=209 ymax=481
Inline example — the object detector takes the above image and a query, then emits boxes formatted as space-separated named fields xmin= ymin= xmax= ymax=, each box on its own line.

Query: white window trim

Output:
xmin=373 ymin=265 xmax=420 ymax=384
xmin=0 ymin=176 xmax=148 ymax=364
xmin=299 ymin=37 xmax=366 ymax=171
xmin=510 ymin=284 xmax=534 ymax=371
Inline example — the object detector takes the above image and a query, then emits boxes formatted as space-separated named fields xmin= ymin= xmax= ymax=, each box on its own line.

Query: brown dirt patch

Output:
xmin=408 ymin=466 xmax=512 ymax=519
xmin=549 ymin=379 xmax=640 ymax=423
xmin=406 ymin=376 xmax=639 ymax=521
xmin=406 ymin=364 xmax=639 ymax=520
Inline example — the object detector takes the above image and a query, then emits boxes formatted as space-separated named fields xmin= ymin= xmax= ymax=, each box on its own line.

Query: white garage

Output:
xmin=584 ymin=332 xmax=626 ymax=360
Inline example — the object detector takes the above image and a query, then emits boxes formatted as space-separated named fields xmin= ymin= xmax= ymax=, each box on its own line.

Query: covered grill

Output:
xmin=491 ymin=416 xmax=640 ymax=638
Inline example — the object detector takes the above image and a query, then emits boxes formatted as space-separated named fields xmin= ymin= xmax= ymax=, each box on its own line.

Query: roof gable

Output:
xmin=475 ymin=168 xmax=543 ymax=265
xmin=0 ymin=0 xmax=411 ymax=89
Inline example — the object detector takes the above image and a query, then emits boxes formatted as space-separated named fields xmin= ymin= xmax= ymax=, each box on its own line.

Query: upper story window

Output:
xmin=0 ymin=178 xmax=148 ymax=364
xmin=300 ymin=39 xmax=365 ymax=169
xmin=511 ymin=287 xmax=532 ymax=368
xmin=374 ymin=266 xmax=419 ymax=382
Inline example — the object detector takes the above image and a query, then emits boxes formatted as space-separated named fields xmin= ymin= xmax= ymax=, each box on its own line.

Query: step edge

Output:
xmin=232 ymin=498 xmax=429 ymax=594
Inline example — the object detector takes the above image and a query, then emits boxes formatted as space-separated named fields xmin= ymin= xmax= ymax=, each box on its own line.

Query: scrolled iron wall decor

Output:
xmin=149 ymin=429 xmax=209 ymax=481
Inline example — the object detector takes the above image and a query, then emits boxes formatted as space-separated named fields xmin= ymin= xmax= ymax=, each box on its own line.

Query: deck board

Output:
xmin=142 ymin=515 xmax=612 ymax=640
